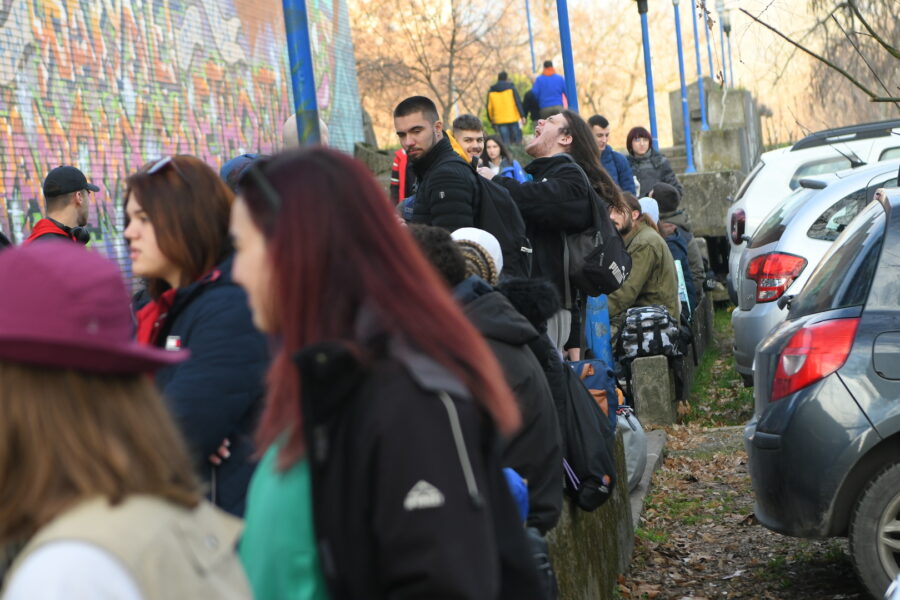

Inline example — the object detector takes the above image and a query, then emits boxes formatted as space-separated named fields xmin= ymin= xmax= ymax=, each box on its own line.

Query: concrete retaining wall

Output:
xmin=547 ymin=431 xmax=633 ymax=600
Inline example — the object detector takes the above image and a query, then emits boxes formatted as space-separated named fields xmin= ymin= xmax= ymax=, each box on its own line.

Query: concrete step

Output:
xmin=669 ymin=156 xmax=689 ymax=174
xmin=630 ymin=429 xmax=667 ymax=530
xmin=660 ymin=144 xmax=686 ymax=159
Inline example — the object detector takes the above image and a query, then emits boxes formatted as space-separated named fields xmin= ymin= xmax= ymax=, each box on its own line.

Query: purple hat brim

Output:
xmin=0 ymin=335 xmax=189 ymax=374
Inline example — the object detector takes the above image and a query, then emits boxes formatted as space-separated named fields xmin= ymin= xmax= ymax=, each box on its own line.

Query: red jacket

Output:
xmin=24 ymin=218 xmax=76 ymax=244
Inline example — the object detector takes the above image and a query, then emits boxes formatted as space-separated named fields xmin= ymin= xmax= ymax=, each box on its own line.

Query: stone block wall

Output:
xmin=548 ymin=431 xmax=634 ymax=600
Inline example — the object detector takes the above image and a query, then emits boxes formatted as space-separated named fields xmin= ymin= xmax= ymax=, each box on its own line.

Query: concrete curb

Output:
xmin=629 ymin=429 xmax=667 ymax=530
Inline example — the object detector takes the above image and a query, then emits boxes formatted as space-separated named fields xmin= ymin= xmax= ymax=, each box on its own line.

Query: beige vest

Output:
xmin=5 ymin=496 xmax=251 ymax=600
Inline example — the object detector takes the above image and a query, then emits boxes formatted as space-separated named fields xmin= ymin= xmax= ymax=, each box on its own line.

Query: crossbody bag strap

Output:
xmin=558 ymin=155 xmax=603 ymax=309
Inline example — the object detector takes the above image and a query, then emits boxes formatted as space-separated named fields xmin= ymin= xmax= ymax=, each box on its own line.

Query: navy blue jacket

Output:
xmin=145 ymin=253 xmax=269 ymax=516
xmin=601 ymin=145 xmax=636 ymax=194
xmin=664 ymin=227 xmax=698 ymax=311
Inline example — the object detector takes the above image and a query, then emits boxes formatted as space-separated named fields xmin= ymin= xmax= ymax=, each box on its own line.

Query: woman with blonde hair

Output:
xmin=0 ymin=243 xmax=250 ymax=599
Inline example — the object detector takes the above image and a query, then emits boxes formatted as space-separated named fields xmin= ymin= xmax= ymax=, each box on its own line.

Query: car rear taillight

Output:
xmin=731 ymin=209 xmax=746 ymax=245
xmin=746 ymin=252 xmax=807 ymax=302
xmin=770 ymin=318 xmax=859 ymax=402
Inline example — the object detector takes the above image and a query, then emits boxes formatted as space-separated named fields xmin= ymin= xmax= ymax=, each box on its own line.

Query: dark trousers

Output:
xmin=496 ymin=122 xmax=522 ymax=145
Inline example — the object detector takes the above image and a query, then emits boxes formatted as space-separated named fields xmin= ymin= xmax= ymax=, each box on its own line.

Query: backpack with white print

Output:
xmin=615 ymin=305 xmax=682 ymax=361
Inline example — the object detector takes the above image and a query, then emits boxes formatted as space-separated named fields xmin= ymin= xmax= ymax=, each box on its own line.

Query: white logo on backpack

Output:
xmin=403 ymin=480 xmax=445 ymax=511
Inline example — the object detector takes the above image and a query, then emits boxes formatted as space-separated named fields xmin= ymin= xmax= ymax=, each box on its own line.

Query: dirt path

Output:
xmin=620 ymin=309 xmax=868 ymax=599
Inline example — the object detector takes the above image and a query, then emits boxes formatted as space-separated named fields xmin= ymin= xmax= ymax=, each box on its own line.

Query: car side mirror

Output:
xmin=777 ymin=294 xmax=794 ymax=311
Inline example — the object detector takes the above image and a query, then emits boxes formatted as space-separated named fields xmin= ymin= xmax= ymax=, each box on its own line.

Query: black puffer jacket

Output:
xmin=410 ymin=136 xmax=478 ymax=231
xmin=297 ymin=321 xmax=542 ymax=599
xmin=493 ymin=154 xmax=593 ymax=306
xmin=627 ymin=148 xmax=684 ymax=198
xmin=456 ymin=276 xmax=563 ymax=534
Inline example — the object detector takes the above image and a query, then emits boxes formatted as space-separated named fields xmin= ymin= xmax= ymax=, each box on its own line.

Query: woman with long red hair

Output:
xmin=230 ymin=147 xmax=540 ymax=599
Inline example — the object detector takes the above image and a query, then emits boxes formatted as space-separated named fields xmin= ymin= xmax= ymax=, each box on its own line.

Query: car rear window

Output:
xmin=789 ymin=156 xmax=852 ymax=190
xmin=880 ymin=147 xmax=900 ymax=160
xmin=734 ymin=161 xmax=763 ymax=202
xmin=749 ymin=188 xmax=816 ymax=248
xmin=789 ymin=201 xmax=886 ymax=319
xmin=808 ymin=175 xmax=899 ymax=242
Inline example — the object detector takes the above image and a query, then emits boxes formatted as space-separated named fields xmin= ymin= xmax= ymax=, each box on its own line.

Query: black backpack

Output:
xmin=473 ymin=174 xmax=533 ymax=279
xmin=558 ymin=361 xmax=617 ymax=511
xmin=558 ymin=156 xmax=631 ymax=304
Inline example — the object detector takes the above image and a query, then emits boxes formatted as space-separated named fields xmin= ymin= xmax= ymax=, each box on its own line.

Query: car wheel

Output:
xmin=741 ymin=373 xmax=754 ymax=388
xmin=849 ymin=462 xmax=900 ymax=598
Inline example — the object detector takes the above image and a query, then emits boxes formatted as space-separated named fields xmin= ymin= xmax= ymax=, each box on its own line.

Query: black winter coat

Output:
xmin=410 ymin=136 xmax=478 ymax=231
xmin=141 ymin=253 xmax=269 ymax=516
xmin=627 ymin=147 xmax=684 ymax=198
xmin=497 ymin=277 xmax=569 ymax=455
xmin=296 ymin=324 xmax=542 ymax=599
xmin=493 ymin=154 xmax=593 ymax=307
xmin=456 ymin=276 xmax=563 ymax=534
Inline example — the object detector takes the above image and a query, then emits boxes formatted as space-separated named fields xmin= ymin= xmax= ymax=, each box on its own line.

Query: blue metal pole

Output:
xmin=673 ymin=1 xmax=696 ymax=173
xmin=703 ymin=5 xmax=714 ymax=80
xmin=282 ymin=0 xmax=320 ymax=144
xmin=637 ymin=0 xmax=659 ymax=151
xmin=525 ymin=0 xmax=536 ymax=74
xmin=556 ymin=0 xmax=579 ymax=112
xmin=690 ymin=0 xmax=710 ymax=130
xmin=718 ymin=19 xmax=727 ymax=86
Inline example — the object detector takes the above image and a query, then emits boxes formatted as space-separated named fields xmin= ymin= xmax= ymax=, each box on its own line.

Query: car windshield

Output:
xmin=789 ymin=201 xmax=886 ymax=319
xmin=749 ymin=188 xmax=817 ymax=248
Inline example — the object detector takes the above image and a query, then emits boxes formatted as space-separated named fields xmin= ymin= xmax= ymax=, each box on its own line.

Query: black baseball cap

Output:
xmin=42 ymin=166 xmax=100 ymax=198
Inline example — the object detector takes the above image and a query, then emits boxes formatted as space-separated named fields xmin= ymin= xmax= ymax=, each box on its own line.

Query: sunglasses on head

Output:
xmin=145 ymin=156 xmax=190 ymax=185
xmin=241 ymin=158 xmax=282 ymax=212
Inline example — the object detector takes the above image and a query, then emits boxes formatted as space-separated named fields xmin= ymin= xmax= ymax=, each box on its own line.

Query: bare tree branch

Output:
xmin=847 ymin=0 xmax=900 ymax=59
xmin=829 ymin=14 xmax=900 ymax=109
xmin=739 ymin=7 xmax=889 ymax=102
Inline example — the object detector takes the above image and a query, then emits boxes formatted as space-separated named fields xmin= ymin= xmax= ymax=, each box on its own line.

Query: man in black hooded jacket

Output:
xmin=410 ymin=225 xmax=563 ymax=535
xmin=394 ymin=96 xmax=477 ymax=231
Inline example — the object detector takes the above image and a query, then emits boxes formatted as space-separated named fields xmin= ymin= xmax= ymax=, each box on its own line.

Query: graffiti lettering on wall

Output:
xmin=0 ymin=0 xmax=363 ymax=269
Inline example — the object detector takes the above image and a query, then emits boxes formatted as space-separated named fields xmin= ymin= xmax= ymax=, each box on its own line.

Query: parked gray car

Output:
xmin=745 ymin=186 xmax=900 ymax=598
xmin=732 ymin=159 xmax=900 ymax=385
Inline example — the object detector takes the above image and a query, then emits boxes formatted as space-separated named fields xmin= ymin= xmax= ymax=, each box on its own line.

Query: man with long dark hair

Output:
xmin=477 ymin=110 xmax=623 ymax=352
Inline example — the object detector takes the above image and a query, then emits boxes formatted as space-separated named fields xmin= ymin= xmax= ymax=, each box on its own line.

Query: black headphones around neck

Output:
xmin=48 ymin=217 xmax=91 ymax=245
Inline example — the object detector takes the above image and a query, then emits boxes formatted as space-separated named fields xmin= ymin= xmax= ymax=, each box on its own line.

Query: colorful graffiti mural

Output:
xmin=0 ymin=0 xmax=363 ymax=268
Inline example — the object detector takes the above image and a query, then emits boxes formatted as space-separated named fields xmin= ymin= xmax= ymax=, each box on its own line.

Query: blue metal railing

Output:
xmin=673 ymin=0 xmax=696 ymax=173
xmin=282 ymin=0 xmax=320 ymax=145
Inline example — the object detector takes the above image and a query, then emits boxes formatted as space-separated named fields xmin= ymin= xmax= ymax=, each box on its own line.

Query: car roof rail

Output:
xmin=791 ymin=119 xmax=900 ymax=151
xmin=799 ymin=178 xmax=828 ymax=190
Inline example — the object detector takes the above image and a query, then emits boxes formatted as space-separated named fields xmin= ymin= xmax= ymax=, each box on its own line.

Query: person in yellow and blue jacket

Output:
xmin=486 ymin=72 xmax=524 ymax=146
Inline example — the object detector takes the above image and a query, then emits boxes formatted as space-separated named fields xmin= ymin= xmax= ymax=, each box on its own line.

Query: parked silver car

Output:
xmin=732 ymin=159 xmax=900 ymax=385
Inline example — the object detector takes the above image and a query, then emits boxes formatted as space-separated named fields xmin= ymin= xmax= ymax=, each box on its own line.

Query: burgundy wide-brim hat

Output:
xmin=0 ymin=242 xmax=189 ymax=373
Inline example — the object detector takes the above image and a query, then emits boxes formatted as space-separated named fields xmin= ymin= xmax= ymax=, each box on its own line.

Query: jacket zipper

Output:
xmin=437 ymin=391 xmax=484 ymax=509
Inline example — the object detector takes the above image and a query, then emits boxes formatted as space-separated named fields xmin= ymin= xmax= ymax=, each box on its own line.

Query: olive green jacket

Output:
xmin=608 ymin=222 xmax=681 ymax=325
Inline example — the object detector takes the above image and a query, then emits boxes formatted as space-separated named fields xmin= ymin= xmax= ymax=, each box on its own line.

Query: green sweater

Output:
xmin=608 ymin=221 xmax=681 ymax=326
xmin=239 ymin=445 xmax=330 ymax=600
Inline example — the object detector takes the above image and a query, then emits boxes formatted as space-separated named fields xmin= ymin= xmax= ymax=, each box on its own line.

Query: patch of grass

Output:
xmin=682 ymin=306 xmax=754 ymax=427
xmin=636 ymin=527 xmax=669 ymax=544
